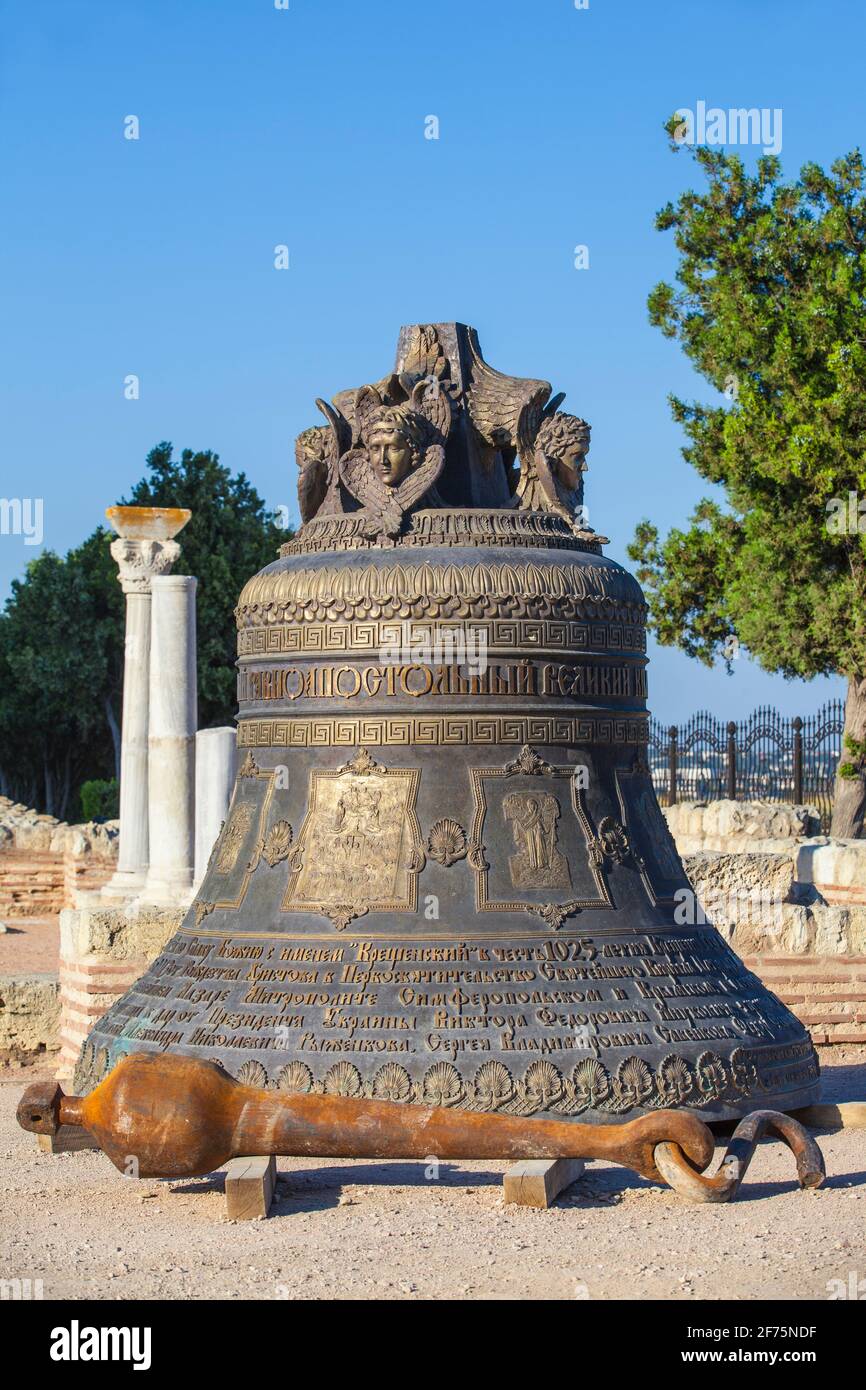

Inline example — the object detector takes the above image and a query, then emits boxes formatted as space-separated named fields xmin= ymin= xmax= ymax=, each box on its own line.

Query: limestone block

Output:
xmin=688 ymin=805 xmax=707 ymax=836
xmin=60 ymin=905 xmax=184 ymax=964
xmin=683 ymin=850 xmax=798 ymax=902
xmin=702 ymin=801 xmax=721 ymax=835
xmin=0 ymin=972 xmax=60 ymax=1056
xmin=812 ymin=904 xmax=866 ymax=956
xmin=682 ymin=844 xmax=866 ymax=958
xmin=796 ymin=839 xmax=866 ymax=904
xmin=665 ymin=800 xmax=821 ymax=856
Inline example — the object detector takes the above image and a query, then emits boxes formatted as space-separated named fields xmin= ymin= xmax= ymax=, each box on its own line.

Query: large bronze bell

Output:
xmin=76 ymin=323 xmax=819 ymax=1124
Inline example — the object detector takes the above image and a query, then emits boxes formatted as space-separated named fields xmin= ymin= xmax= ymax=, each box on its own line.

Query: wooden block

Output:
xmin=503 ymin=1157 xmax=585 ymax=1209
xmin=224 ymin=1155 xmax=276 ymax=1220
xmin=790 ymin=1101 xmax=866 ymax=1131
xmin=36 ymin=1125 xmax=99 ymax=1154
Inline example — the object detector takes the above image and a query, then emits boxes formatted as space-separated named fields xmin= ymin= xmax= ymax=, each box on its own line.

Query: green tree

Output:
xmin=0 ymin=537 xmax=122 ymax=817
xmin=629 ymin=126 xmax=866 ymax=836
xmin=0 ymin=443 xmax=288 ymax=817
xmin=79 ymin=778 xmax=119 ymax=821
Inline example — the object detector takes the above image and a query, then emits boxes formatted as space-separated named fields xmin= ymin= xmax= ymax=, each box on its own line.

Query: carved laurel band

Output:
xmin=236 ymin=560 xmax=646 ymax=629
xmin=236 ymin=714 xmax=650 ymax=748
xmin=77 ymin=1041 xmax=818 ymax=1117
xmin=283 ymin=508 xmax=603 ymax=556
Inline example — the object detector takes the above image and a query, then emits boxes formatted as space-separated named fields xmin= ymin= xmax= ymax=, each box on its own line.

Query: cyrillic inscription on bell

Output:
xmin=76 ymin=323 xmax=819 ymax=1122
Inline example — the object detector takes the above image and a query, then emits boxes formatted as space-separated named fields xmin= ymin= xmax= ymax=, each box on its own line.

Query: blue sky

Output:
xmin=1 ymin=0 xmax=860 ymax=721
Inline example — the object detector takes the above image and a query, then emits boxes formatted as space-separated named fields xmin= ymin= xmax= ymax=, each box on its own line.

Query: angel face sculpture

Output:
xmin=536 ymin=412 xmax=590 ymax=506
xmin=295 ymin=425 xmax=331 ymax=522
xmin=365 ymin=406 xmax=426 ymax=489
xmin=294 ymin=398 xmax=353 ymax=523
xmin=291 ymin=324 xmax=599 ymax=543
xmin=513 ymin=409 xmax=592 ymax=531
xmin=337 ymin=385 xmax=450 ymax=539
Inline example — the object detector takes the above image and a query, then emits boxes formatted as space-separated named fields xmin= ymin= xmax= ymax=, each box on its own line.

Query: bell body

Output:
xmin=77 ymin=325 xmax=819 ymax=1123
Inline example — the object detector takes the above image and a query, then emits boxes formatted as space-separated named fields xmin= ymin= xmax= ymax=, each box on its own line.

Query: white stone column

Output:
xmin=142 ymin=576 xmax=198 ymax=905
xmin=102 ymin=508 xmax=190 ymax=899
xmin=194 ymin=728 xmax=237 ymax=887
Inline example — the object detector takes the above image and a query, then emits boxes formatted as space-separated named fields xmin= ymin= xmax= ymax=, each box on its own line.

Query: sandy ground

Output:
xmin=0 ymin=916 xmax=59 ymax=974
xmin=1 ymin=1052 xmax=865 ymax=1302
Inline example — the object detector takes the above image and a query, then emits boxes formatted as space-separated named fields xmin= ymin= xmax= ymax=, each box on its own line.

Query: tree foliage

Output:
xmin=0 ymin=444 xmax=287 ymax=819
xmin=630 ymin=125 xmax=866 ymax=833
xmin=0 ymin=532 xmax=123 ymax=817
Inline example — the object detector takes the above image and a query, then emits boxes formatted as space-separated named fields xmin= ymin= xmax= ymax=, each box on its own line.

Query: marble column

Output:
xmin=102 ymin=508 xmax=190 ymax=899
xmin=194 ymin=728 xmax=237 ymax=887
xmin=141 ymin=576 xmax=198 ymax=905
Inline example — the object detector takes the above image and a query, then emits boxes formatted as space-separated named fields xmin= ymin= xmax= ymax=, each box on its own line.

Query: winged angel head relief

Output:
xmin=292 ymin=323 xmax=599 ymax=539
xmin=518 ymin=410 xmax=592 ymax=530
xmin=338 ymin=379 xmax=451 ymax=540
xmin=365 ymin=404 xmax=427 ymax=489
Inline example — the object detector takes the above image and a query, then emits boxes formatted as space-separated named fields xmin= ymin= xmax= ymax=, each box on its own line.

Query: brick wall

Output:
xmin=0 ymin=849 xmax=67 ymax=917
xmin=57 ymin=905 xmax=183 ymax=1082
xmin=0 ymin=848 xmax=116 ymax=917
xmin=57 ymin=956 xmax=152 ymax=1081
xmin=743 ymin=954 xmax=866 ymax=1046
xmin=62 ymin=848 xmax=116 ymax=905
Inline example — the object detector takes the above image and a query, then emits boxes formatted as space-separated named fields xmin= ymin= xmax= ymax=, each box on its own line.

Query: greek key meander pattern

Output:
xmin=237 ymin=714 xmax=650 ymax=748
xmin=237 ymin=618 xmax=646 ymax=657
xmin=78 ymin=1041 xmax=818 ymax=1116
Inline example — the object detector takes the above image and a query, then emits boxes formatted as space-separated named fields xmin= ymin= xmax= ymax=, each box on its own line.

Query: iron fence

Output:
xmin=648 ymin=700 xmax=845 ymax=832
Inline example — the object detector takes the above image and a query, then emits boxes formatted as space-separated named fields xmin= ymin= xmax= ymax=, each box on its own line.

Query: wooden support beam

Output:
xmin=224 ymin=1155 xmax=276 ymax=1220
xmin=790 ymin=1101 xmax=866 ymax=1131
xmin=36 ymin=1125 xmax=99 ymax=1155
xmin=503 ymin=1157 xmax=585 ymax=1209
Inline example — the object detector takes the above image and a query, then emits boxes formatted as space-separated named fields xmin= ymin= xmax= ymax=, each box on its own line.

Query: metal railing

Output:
xmin=648 ymin=700 xmax=845 ymax=831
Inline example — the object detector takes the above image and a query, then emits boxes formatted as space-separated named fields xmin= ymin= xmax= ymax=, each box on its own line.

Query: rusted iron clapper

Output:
xmin=17 ymin=1053 xmax=711 ymax=1181
xmin=17 ymin=1053 xmax=823 ymax=1201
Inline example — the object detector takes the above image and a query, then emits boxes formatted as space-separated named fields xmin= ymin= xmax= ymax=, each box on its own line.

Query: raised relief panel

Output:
xmin=470 ymin=745 xmax=611 ymax=919
xmin=197 ymin=751 xmax=278 ymax=915
xmin=215 ymin=804 xmax=254 ymax=874
xmin=282 ymin=748 xmax=423 ymax=928
xmin=504 ymin=792 xmax=571 ymax=889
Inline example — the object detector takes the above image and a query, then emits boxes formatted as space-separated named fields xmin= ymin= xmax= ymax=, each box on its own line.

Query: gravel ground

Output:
xmin=1 ymin=1052 xmax=864 ymax=1302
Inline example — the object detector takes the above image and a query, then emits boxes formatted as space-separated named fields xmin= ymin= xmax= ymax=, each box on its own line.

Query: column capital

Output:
xmin=110 ymin=537 xmax=182 ymax=594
